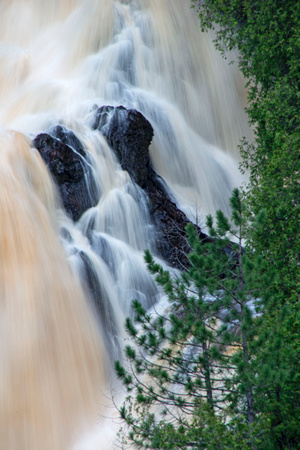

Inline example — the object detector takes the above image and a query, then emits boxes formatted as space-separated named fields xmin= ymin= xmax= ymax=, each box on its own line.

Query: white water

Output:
xmin=0 ymin=1 xmax=250 ymax=448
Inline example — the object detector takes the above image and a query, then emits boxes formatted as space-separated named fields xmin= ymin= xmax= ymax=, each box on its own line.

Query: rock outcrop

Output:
xmin=93 ymin=105 xmax=211 ymax=269
xmin=32 ymin=108 xmax=211 ymax=269
xmin=33 ymin=125 xmax=99 ymax=221
xmin=93 ymin=105 xmax=153 ymax=187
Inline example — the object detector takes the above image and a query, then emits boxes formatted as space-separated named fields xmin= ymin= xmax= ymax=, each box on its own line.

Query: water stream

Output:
xmin=0 ymin=1 xmax=250 ymax=448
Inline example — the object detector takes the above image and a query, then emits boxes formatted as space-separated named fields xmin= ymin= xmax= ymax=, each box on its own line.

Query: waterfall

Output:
xmin=0 ymin=1 xmax=250 ymax=449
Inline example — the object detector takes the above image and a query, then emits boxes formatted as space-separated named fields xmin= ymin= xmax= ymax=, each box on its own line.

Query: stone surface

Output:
xmin=33 ymin=125 xmax=99 ymax=221
xmin=78 ymin=250 xmax=121 ymax=359
xmin=144 ymin=171 xmax=212 ymax=270
xmin=93 ymin=105 xmax=212 ymax=269
xmin=93 ymin=105 xmax=153 ymax=187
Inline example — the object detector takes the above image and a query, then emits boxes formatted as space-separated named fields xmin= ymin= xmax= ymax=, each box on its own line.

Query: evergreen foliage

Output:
xmin=191 ymin=1 xmax=300 ymax=447
xmin=115 ymin=190 xmax=269 ymax=448
xmin=191 ymin=0 xmax=300 ymax=304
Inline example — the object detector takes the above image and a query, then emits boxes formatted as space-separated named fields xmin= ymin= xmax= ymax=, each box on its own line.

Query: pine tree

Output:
xmin=115 ymin=189 xmax=266 ymax=449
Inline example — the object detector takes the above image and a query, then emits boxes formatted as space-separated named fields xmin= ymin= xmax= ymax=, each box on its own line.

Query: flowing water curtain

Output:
xmin=79 ymin=0 xmax=251 ymax=218
xmin=0 ymin=132 xmax=107 ymax=450
xmin=0 ymin=1 xmax=251 ymax=448
xmin=0 ymin=0 xmax=250 ymax=217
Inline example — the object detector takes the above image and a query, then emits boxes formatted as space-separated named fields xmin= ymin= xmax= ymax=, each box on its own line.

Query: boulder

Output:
xmin=93 ymin=105 xmax=211 ymax=269
xmin=93 ymin=105 xmax=153 ymax=187
xmin=33 ymin=125 xmax=99 ymax=221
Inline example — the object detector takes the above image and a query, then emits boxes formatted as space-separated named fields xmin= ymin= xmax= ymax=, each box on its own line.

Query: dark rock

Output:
xmin=51 ymin=124 xmax=86 ymax=157
xmin=79 ymin=250 xmax=121 ymax=360
xmin=144 ymin=172 xmax=212 ymax=270
xmin=33 ymin=126 xmax=99 ymax=221
xmin=93 ymin=105 xmax=212 ymax=270
xmin=93 ymin=105 xmax=154 ymax=187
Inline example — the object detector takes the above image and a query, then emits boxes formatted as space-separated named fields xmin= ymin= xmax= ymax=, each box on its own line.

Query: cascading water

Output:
xmin=0 ymin=1 xmax=250 ymax=449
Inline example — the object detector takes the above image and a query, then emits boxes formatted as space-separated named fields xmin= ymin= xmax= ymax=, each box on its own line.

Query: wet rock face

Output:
xmin=143 ymin=173 xmax=212 ymax=270
xmin=33 ymin=125 xmax=99 ymax=221
xmin=32 ymin=109 xmax=209 ymax=269
xmin=93 ymin=105 xmax=154 ymax=187
xmin=93 ymin=105 xmax=210 ymax=270
xmin=144 ymin=176 xmax=194 ymax=269
xmin=78 ymin=250 xmax=121 ymax=360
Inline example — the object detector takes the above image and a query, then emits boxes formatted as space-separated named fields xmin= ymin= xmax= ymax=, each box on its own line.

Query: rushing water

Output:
xmin=0 ymin=1 xmax=250 ymax=448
